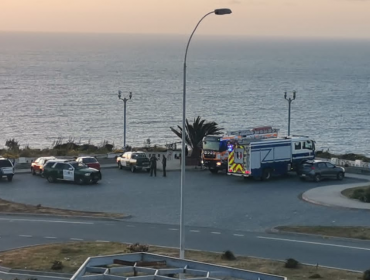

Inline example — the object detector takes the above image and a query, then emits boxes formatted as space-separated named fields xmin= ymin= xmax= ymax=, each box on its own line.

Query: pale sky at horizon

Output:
xmin=1 ymin=0 xmax=370 ymax=39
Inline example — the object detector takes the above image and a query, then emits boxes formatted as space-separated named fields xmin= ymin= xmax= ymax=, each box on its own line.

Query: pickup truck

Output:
xmin=117 ymin=151 xmax=150 ymax=173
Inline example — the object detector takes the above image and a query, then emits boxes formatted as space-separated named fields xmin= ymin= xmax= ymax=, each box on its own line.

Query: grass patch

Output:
xmin=0 ymin=198 xmax=125 ymax=219
xmin=0 ymin=242 xmax=362 ymax=280
xmin=276 ymin=226 xmax=370 ymax=240
xmin=342 ymin=186 xmax=370 ymax=203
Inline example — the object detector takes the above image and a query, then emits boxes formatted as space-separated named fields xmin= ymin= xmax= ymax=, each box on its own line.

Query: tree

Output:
xmin=170 ymin=116 xmax=223 ymax=157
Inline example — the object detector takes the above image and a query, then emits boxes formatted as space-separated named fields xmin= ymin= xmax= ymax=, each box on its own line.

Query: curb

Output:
xmin=0 ymin=211 xmax=131 ymax=222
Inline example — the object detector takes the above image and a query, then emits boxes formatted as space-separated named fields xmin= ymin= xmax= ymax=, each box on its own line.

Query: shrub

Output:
xmin=309 ymin=273 xmax=322 ymax=279
xmin=51 ymin=260 xmax=63 ymax=270
xmin=363 ymin=269 xmax=370 ymax=280
xmin=351 ymin=188 xmax=370 ymax=203
xmin=284 ymin=258 xmax=299 ymax=269
xmin=127 ymin=243 xmax=149 ymax=252
xmin=221 ymin=250 xmax=236 ymax=261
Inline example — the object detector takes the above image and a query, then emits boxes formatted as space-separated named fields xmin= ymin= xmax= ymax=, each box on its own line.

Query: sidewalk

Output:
xmin=302 ymin=174 xmax=370 ymax=210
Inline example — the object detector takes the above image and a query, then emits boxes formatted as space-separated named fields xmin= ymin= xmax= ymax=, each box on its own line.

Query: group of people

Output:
xmin=149 ymin=154 xmax=166 ymax=177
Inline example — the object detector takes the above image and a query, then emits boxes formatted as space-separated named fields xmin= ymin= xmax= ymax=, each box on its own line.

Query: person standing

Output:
xmin=150 ymin=154 xmax=158 ymax=177
xmin=162 ymin=155 xmax=167 ymax=177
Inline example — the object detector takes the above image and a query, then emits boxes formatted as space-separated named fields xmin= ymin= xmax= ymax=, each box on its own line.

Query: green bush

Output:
xmin=285 ymin=258 xmax=299 ymax=269
xmin=363 ymin=269 xmax=370 ymax=280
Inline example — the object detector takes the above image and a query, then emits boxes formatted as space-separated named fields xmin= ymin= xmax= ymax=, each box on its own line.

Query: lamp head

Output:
xmin=118 ymin=90 xmax=121 ymax=99
xmin=293 ymin=91 xmax=296 ymax=99
xmin=214 ymin=8 xmax=232 ymax=15
xmin=284 ymin=92 xmax=287 ymax=99
xmin=129 ymin=92 xmax=132 ymax=99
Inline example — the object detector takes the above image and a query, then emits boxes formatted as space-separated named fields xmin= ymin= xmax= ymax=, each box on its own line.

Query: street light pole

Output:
xmin=284 ymin=91 xmax=296 ymax=136
xmin=118 ymin=91 xmax=132 ymax=149
xmin=180 ymin=8 xmax=232 ymax=260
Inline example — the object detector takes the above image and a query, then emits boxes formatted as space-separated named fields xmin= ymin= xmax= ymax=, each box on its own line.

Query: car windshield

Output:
xmin=203 ymin=140 xmax=220 ymax=151
xmin=0 ymin=160 xmax=12 ymax=167
xmin=83 ymin=158 xmax=98 ymax=163
xmin=70 ymin=162 xmax=88 ymax=169
xmin=132 ymin=153 xmax=146 ymax=159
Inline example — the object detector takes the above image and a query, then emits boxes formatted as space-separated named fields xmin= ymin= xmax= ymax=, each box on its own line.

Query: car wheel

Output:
xmin=299 ymin=177 xmax=306 ymax=181
xmin=314 ymin=174 xmax=321 ymax=182
xmin=31 ymin=168 xmax=36 ymax=175
xmin=261 ymin=169 xmax=271 ymax=181
xmin=77 ymin=177 xmax=85 ymax=185
xmin=47 ymin=175 xmax=55 ymax=183
xmin=337 ymin=172 xmax=344 ymax=181
xmin=7 ymin=175 xmax=13 ymax=182
xmin=131 ymin=165 xmax=136 ymax=173
xmin=118 ymin=162 xmax=122 ymax=170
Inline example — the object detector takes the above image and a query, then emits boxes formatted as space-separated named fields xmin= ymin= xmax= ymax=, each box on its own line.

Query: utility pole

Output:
xmin=118 ymin=91 xmax=132 ymax=149
xmin=284 ymin=91 xmax=296 ymax=136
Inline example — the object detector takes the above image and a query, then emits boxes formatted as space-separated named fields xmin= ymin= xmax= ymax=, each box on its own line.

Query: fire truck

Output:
xmin=227 ymin=135 xmax=315 ymax=180
xmin=201 ymin=126 xmax=279 ymax=174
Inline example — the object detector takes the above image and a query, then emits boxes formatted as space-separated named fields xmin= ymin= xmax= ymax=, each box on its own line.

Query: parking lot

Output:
xmin=1 ymin=168 xmax=369 ymax=231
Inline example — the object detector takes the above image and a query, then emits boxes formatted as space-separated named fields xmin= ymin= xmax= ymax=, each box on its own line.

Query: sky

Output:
xmin=1 ymin=0 xmax=370 ymax=39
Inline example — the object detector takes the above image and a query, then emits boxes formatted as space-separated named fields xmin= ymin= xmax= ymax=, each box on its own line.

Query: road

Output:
xmin=0 ymin=215 xmax=370 ymax=271
xmin=1 ymin=169 xmax=369 ymax=231
xmin=1 ymin=170 xmax=370 ymax=271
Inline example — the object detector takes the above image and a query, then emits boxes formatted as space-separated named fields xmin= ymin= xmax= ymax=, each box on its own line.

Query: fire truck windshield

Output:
xmin=202 ymin=140 xmax=220 ymax=151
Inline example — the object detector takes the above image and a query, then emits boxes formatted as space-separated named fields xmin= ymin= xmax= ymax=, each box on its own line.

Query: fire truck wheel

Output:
xmin=261 ymin=169 xmax=271 ymax=181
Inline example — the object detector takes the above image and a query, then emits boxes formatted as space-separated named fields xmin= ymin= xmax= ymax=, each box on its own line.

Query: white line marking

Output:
xmin=19 ymin=235 xmax=32 ymax=238
xmin=96 ymin=240 xmax=110 ymax=243
xmin=233 ymin=234 xmax=244 ymax=237
xmin=44 ymin=236 xmax=57 ymax=239
xmin=0 ymin=218 xmax=93 ymax=225
xmin=257 ymin=236 xmax=370 ymax=251
xmin=169 ymin=228 xmax=179 ymax=231
xmin=70 ymin=238 xmax=84 ymax=241
xmin=190 ymin=230 xmax=200 ymax=233
xmin=211 ymin=232 xmax=221 ymax=235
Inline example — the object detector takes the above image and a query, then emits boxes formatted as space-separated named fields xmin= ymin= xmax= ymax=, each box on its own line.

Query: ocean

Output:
xmin=0 ymin=32 xmax=369 ymax=156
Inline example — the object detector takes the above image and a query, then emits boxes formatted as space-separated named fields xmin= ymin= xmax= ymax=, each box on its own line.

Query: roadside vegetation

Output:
xmin=0 ymin=198 xmax=125 ymax=219
xmin=0 ymin=137 xmax=169 ymax=159
xmin=342 ymin=186 xmax=370 ymax=203
xmin=0 ymin=242 xmax=363 ymax=280
xmin=316 ymin=150 xmax=370 ymax=162
xmin=276 ymin=226 xmax=370 ymax=240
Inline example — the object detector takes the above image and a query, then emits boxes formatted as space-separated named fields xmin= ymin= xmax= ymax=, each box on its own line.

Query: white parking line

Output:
xmin=19 ymin=235 xmax=32 ymax=238
xmin=44 ymin=236 xmax=57 ymax=239
xmin=0 ymin=218 xmax=93 ymax=225
xmin=190 ymin=230 xmax=200 ymax=233
xmin=233 ymin=234 xmax=244 ymax=237
xmin=211 ymin=232 xmax=221 ymax=235
xmin=169 ymin=228 xmax=179 ymax=231
xmin=70 ymin=238 xmax=84 ymax=241
xmin=257 ymin=236 xmax=370 ymax=251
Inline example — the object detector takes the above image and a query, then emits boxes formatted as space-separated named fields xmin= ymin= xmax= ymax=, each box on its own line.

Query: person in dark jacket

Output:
xmin=150 ymin=155 xmax=158 ymax=177
xmin=162 ymin=155 xmax=167 ymax=177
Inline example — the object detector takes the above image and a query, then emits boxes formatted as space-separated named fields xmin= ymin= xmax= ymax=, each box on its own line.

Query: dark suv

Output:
xmin=0 ymin=157 xmax=14 ymax=182
xmin=298 ymin=160 xmax=345 ymax=182
xmin=117 ymin=151 xmax=150 ymax=172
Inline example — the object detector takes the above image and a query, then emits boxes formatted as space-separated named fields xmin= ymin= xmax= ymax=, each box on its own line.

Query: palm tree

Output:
xmin=170 ymin=116 xmax=223 ymax=157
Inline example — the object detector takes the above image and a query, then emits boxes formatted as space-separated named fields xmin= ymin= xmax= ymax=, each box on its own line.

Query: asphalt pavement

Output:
xmin=0 ymin=169 xmax=369 ymax=232
xmin=0 ymin=215 xmax=370 ymax=271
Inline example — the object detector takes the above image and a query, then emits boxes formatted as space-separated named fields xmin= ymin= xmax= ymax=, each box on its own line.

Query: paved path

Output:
xmin=1 ymin=215 xmax=370 ymax=271
xmin=302 ymin=174 xmax=370 ymax=210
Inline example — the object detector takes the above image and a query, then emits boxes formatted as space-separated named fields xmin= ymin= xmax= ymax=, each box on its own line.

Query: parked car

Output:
xmin=117 ymin=151 xmax=150 ymax=172
xmin=31 ymin=156 xmax=57 ymax=175
xmin=76 ymin=156 xmax=101 ymax=170
xmin=43 ymin=159 xmax=102 ymax=184
xmin=0 ymin=157 xmax=14 ymax=182
xmin=298 ymin=160 xmax=345 ymax=182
